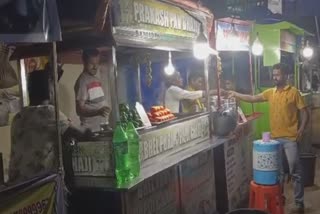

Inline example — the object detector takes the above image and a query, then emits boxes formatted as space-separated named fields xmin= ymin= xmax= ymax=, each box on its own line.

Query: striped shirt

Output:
xmin=74 ymin=72 xmax=107 ymax=132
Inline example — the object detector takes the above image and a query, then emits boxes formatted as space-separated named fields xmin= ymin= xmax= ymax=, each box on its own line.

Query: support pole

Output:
xmin=51 ymin=42 xmax=64 ymax=176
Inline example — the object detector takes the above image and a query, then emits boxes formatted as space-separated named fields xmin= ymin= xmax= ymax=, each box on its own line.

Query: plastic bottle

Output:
xmin=112 ymin=122 xmax=130 ymax=185
xmin=126 ymin=121 xmax=141 ymax=178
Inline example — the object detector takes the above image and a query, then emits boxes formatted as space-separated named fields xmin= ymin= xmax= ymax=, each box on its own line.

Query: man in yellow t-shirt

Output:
xmin=229 ymin=63 xmax=309 ymax=213
xmin=182 ymin=71 xmax=205 ymax=113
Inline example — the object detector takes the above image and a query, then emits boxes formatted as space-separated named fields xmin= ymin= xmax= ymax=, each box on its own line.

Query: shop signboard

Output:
xmin=0 ymin=175 xmax=62 ymax=214
xmin=72 ymin=115 xmax=209 ymax=179
xmin=280 ymin=30 xmax=296 ymax=53
xmin=216 ymin=21 xmax=251 ymax=51
xmin=72 ymin=141 xmax=114 ymax=177
xmin=112 ymin=0 xmax=210 ymax=49
xmin=139 ymin=115 xmax=210 ymax=162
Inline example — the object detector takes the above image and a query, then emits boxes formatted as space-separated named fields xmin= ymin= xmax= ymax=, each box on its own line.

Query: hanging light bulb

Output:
xmin=164 ymin=51 xmax=175 ymax=75
xmin=252 ymin=33 xmax=263 ymax=56
xmin=193 ymin=24 xmax=211 ymax=60
xmin=302 ymin=40 xmax=314 ymax=59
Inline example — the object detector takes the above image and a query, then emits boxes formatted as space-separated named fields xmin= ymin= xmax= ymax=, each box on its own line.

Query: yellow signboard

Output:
xmin=0 ymin=182 xmax=56 ymax=214
xmin=116 ymin=0 xmax=203 ymax=38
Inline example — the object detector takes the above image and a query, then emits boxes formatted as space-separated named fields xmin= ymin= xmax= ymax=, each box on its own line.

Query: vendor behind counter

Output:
xmin=164 ymin=71 xmax=222 ymax=113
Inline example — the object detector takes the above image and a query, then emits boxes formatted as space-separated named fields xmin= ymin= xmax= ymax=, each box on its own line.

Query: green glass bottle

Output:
xmin=112 ymin=122 xmax=131 ymax=185
xmin=126 ymin=121 xmax=141 ymax=178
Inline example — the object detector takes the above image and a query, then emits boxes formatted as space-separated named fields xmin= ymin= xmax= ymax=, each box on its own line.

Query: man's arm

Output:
xmin=229 ymin=91 xmax=267 ymax=103
xmin=171 ymin=86 xmax=204 ymax=100
xmin=296 ymin=92 xmax=310 ymax=141
xmin=76 ymin=100 xmax=110 ymax=117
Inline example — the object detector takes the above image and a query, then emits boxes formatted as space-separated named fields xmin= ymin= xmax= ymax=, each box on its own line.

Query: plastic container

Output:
xmin=300 ymin=153 xmax=316 ymax=187
xmin=253 ymin=139 xmax=281 ymax=185
xmin=227 ymin=208 xmax=268 ymax=214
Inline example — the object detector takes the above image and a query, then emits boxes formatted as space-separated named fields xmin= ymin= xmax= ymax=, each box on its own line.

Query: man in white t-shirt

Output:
xmin=164 ymin=71 xmax=221 ymax=113
xmin=74 ymin=49 xmax=110 ymax=132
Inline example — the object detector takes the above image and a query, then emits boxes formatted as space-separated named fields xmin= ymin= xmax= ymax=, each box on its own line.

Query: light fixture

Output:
xmin=193 ymin=24 xmax=211 ymax=60
xmin=252 ymin=33 xmax=264 ymax=56
xmin=164 ymin=51 xmax=175 ymax=75
xmin=302 ymin=40 xmax=314 ymax=59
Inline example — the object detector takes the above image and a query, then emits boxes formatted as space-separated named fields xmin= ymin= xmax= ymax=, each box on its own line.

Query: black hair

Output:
xmin=188 ymin=71 xmax=203 ymax=83
xmin=28 ymin=70 xmax=50 ymax=106
xmin=272 ymin=63 xmax=289 ymax=75
xmin=82 ymin=48 xmax=100 ymax=63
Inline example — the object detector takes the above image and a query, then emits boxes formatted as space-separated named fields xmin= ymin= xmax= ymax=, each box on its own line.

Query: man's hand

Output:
xmin=98 ymin=106 xmax=111 ymax=117
xmin=296 ymin=128 xmax=304 ymax=142
xmin=228 ymin=90 xmax=237 ymax=98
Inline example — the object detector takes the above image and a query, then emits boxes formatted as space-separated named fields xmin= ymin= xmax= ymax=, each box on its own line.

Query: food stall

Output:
xmin=67 ymin=0 xmax=220 ymax=213
xmin=0 ymin=0 xmax=66 ymax=213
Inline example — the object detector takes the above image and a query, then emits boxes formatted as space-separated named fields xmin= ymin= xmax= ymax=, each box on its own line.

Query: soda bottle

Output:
xmin=126 ymin=121 xmax=141 ymax=178
xmin=112 ymin=122 xmax=131 ymax=185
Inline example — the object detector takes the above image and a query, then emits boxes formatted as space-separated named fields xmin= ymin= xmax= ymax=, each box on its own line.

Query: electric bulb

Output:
xmin=164 ymin=62 xmax=175 ymax=75
xmin=193 ymin=43 xmax=210 ymax=60
xmin=303 ymin=47 xmax=313 ymax=58
xmin=252 ymin=38 xmax=263 ymax=56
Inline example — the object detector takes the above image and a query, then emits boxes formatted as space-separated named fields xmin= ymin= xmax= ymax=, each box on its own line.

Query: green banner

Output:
xmin=0 ymin=182 xmax=56 ymax=214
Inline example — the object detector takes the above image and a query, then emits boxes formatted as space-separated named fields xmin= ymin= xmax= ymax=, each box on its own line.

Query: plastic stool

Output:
xmin=249 ymin=181 xmax=284 ymax=214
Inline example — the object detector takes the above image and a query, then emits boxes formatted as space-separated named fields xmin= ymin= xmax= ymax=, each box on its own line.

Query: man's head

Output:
xmin=82 ymin=49 xmax=100 ymax=76
xmin=165 ymin=71 xmax=183 ymax=87
xmin=188 ymin=71 xmax=204 ymax=90
xmin=272 ymin=63 xmax=289 ymax=87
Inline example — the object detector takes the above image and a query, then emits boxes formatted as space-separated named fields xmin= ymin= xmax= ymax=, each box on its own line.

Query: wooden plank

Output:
xmin=124 ymin=167 xmax=179 ymax=214
xmin=179 ymin=150 xmax=216 ymax=214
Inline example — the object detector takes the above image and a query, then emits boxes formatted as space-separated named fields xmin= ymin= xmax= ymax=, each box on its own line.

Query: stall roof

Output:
xmin=11 ymin=0 xmax=214 ymax=60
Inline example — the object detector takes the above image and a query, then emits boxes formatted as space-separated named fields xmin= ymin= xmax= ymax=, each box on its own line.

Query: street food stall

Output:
xmin=0 ymin=0 xmax=66 ymax=213
xmin=67 ymin=0 xmax=220 ymax=213
xmin=0 ymin=0 xmax=263 ymax=213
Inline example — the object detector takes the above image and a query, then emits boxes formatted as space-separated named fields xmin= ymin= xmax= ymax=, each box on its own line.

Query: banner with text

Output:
xmin=216 ymin=21 xmax=251 ymax=51
xmin=112 ymin=0 xmax=211 ymax=49
xmin=0 ymin=181 xmax=56 ymax=214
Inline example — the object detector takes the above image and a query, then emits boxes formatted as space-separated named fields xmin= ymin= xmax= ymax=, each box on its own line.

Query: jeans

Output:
xmin=276 ymin=138 xmax=304 ymax=205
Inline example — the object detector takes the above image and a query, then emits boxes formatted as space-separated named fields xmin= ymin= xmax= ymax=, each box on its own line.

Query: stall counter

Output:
xmin=69 ymin=113 xmax=259 ymax=214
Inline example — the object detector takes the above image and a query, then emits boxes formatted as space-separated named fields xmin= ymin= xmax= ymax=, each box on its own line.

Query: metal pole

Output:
xmin=204 ymin=57 xmax=210 ymax=111
xmin=110 ymin=46 xmax=120 ymax=126
xmin=249 ymin=52 xmax=255 ymax=113
xmin=51 ymin=42 xmax=64 ymax=177
xmin=315 ymin=16 xmax=320 ymax=46
xmin=18 ymin=59 xmax=28 ymax=107
xmin=136 ymin=62 xmax=142 ymax=103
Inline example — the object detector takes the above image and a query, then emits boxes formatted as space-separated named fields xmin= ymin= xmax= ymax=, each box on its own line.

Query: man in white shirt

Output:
xmin=74 ymin=49 xmax=110 ymax=132
xmin=164 ymin=71 xmax=220 ymax=113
